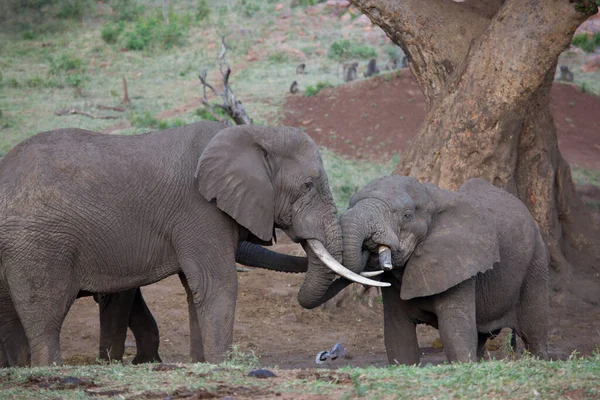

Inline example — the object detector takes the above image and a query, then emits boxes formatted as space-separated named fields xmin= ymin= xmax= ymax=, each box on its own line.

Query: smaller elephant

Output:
xmin=339 ymin=176 xmax=549 ymax=365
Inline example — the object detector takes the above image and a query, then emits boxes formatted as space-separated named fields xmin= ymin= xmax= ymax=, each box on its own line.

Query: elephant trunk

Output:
xmin=296 ymin=213 xmax=343 ymax=309
xmin=341 ymin=204 xmax=378 ymax=273
xmin=235 ymin=242 xmax=308 ymax=273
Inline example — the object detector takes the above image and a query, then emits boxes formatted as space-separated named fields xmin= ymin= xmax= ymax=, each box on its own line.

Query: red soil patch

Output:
xmin=282 ymin=70 xmax=600 ymax=170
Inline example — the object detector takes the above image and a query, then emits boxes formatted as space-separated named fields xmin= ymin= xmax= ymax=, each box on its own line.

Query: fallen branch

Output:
xmin=198 ymin=36 xmax=253 ymax=126
xmin=97 ymin=105 xmax=126 ymax=112
xmin=55 ymin=108 xmax=118 ymax=119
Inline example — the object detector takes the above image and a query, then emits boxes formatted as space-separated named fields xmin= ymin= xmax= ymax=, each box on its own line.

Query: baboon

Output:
xmin=296 ymin=63 xmax=306 ymax=75
xmin=363 ymin=58 xmax=380 ymax=77
xmin=343 ymin=62 xmax=358 ymax=82
xmin=399 ymin=55 xmax=408 ymax=69
xmin=290 ymin=81 xmax=299 ymax=94
xmin=384 ymin=58 xmax=397 ymax=71
xmin=557 ymin=65 xmax=574 ymax=82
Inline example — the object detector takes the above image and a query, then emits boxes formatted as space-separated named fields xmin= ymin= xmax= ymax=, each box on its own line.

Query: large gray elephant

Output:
xmin=337 ymin=176 xmax=549 ymax=365
xmin=93 ymin=242 xmax=309 ymax=365
xmin=0 ymin=241 xmax=309 ymax=367
xmin=0 ymin=121 xmax=385 ymax=366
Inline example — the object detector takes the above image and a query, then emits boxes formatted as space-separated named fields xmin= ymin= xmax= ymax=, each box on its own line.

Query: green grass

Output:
xmin=321 ymin=148 xmax=399 ymax=210
xmin=572 ymin=168 xmax=600 ymax=187
xmin=571 ymin=33 xmax=600 ymax=53
xmin=1 ymin=354 xmax=600 ymax=399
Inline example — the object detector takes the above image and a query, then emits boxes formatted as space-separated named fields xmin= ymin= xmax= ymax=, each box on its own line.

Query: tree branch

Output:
xmin=197 ymin=37 xmax=253 ymax=126
xmin=349 ymin=0 xmax=492 ymax=101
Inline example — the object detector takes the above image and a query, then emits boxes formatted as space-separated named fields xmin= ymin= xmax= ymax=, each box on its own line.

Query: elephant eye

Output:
xmin=302 ymin=181 xmax=314 ymax=193
xmin=402 ymin=211 xmax=413 ymax=221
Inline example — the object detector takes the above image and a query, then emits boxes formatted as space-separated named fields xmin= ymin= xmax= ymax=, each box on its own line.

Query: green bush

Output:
xmin=26 ymin=75 xmax=55 ymax=88
xmin=305 ymin=81 xmax=331 ymax=97
xmin=130 ymin=110 xmax=163 ymax=129
xmin=121 ymin=12 xmax=188 ymax=51
xmin=195 ymin=107 xmax=229 ymax=122
xmin=49 ymin=52 xmax=83 ymax=73
xmin=196 ymin=0 xmax=211 ymax=22
xmin=328 ymin=39 xmax=377 ymax=61
xmin=109 ymin=0 xmax=143 ymax=21
xmin=55 ymin=0 xmax=92 ymax=19
xmin=268 ymin=51 xmax=288 ymax=63
xmin=239 ymin=0 xmax=261 ymax=17
xmin=572 ymin=33 xmax=600 ymax=53
xmin=101 ymin=21 xmax=125 ymax=44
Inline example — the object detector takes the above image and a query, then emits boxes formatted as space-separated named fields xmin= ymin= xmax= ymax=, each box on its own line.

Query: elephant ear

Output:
xmin=400 ymin=198 xmax=500 ymax=300
xmin=195 ymin=125 xmax=275 ymax=243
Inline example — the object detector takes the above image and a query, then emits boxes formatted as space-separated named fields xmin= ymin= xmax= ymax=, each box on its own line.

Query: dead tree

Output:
xmin=198 ymin=36 xmax=253 ymax=126
xmin=349 ymin=0 xmax=600 ymax=306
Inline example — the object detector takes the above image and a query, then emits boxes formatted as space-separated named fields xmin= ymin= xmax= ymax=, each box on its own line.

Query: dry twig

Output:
xmin=55 ymin=108 xmax=118 ymax=119
xmin=198 ymin=36 xmax=252 ymax=126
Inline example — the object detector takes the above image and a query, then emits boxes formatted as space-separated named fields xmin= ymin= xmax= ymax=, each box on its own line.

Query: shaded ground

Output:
xmin=61 ymin=70 xmax=600 ymax=369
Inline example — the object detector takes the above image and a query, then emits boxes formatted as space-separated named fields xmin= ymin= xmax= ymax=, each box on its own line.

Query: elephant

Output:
xmin=337 ymin=176 xmax=549 ymax=365
xmin=0 ymin=121 xmax=385 ymax=366
xmin=93 ymin=241 xmax=309 ymax=365
xmin=0 ymin=241 xmax=309 ymax=367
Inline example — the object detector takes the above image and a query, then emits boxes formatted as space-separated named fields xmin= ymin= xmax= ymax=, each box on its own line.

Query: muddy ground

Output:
xmin=61 ymin=75 xmax=600 ymax=368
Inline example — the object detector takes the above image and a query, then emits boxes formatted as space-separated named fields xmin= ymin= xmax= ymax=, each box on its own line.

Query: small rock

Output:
xmin=247 ymin=369 xmax=277 ymax=379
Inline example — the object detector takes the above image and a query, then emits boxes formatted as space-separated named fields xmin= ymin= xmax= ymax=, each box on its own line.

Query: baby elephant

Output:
xmin=340 ymin=176 xmax=549 ymax=365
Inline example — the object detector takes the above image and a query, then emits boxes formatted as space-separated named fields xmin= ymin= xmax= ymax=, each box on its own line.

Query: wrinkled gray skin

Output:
xmin=93 ymin=242 xmax=308 ymax=365
xmin=0 ymin=121 xmax=342 ymax=366
xmin=339 ymin=176 xmax=549 ymax=365
xmin=0 ymin=241 xmax=308 ymax=367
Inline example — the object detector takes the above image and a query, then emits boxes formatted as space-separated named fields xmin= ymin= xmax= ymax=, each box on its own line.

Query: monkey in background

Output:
xmin=296 ymin=63 xmax=306 ymax=75
xmin=363 ymin=59 xmax=380 ymax=77
xmin=290 ymin=81 xmax=299 ymax=94
xmin=557 ymin=65 xmax=574 ymax=82
xmin=343 ymin=62 xmax=358 ymax=82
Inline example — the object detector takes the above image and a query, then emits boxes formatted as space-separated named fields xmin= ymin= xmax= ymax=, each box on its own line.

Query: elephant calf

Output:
xmin=339 ymin=176 xmax=550 ymax=365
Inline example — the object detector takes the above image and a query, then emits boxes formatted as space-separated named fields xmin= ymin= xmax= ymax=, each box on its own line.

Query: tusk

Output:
xmin=306 ymin=239 xmax=390 ymax=287
xmin=236 ymin=267 xmax=250 ymax=272
xmin=378 ymin=246 xmax=393 ymax=270
xmin=361 ymin=270 xmax=384 ymax=277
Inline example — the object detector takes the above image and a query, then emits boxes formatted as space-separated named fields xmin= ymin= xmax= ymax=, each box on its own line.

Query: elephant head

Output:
xmin=341 ymin=176 xmax=500 ymax=300
xmin=195 ymin=125 xmax=386 ymax=309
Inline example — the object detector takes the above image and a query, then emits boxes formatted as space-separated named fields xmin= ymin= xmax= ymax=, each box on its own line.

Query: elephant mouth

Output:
xmin=367 ymin=244 xmax=409 ymax=271
xmin=304 ymin=239 xmax=388 ymax=287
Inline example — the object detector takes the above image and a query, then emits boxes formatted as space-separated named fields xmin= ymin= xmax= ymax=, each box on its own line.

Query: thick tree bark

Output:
xmin=350 ymin=0 xmax=600 ymax=305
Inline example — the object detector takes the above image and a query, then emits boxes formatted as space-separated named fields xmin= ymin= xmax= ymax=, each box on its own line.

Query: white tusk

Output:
xmin=306 ymin=239 xmax=390 ymax=287
xmin=361 ymin=270 xmax=384 ymax=277
xmin=378 ymin=246 xmax=393 ymax=270
xmin=236 ymin=267 xmax=250 ymax=272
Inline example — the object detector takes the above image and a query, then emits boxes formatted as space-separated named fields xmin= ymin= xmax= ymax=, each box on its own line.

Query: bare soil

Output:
xmin=61 ymin=72 xmax=600 ymax=369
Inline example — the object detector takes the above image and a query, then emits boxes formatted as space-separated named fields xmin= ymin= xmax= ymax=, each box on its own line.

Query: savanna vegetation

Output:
xmin=1 ymin=0 xmax=600 ymax=398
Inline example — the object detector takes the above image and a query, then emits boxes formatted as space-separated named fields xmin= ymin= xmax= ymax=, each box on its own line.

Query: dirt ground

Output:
xmin=61 ymin=74 xmax=600 ymax=369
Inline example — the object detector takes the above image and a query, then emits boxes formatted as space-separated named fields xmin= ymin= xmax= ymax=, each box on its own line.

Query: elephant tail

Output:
xmin=235 ymin=241 xmax=308 ymax=273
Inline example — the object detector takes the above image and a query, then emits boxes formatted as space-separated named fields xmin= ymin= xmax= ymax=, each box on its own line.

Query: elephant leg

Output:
xmin=434 ymin=278 xmax=478 ymax=363
xmin=6 ymin=260 xmax=78 ymax=366
xmin=381 ymin=275 xmax=419 ymax=366
xmin=179 ymin=272 xmax=204 ymax=363
xmin=128 ymin=288 xmax=162 ymax=364
xmin=178 ymin=253 xmax=238 ymax=364
xmin=0 ymin=283 xmax=30 ymax=367
xmin=96 ymin=289 xmax=136 ymax=362
xmin=516 ymin=270 xmax=549 ymax=359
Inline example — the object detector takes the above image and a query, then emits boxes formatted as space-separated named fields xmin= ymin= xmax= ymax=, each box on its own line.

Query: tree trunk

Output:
xmin=349 ymin=0 xmax=600 ymax=306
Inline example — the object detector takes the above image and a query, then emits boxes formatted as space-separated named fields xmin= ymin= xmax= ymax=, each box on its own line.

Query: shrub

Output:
xmin=55 ymin=0 xmax=92 ymax=19
xmin=239 ymin=0 xmax=260 ymax=17
xmin=101 ymin=21 xmax=125 ymax=44
xmin=49 ymin=52 xmax=83 ymax=73
xmin=196 ymin=0 xmax=211 ymax=22
xmin=195 ymin=107 xmax=229 ymax=122
xmin=305 ymin=81 xmax=331 ymax=97
xmin=120 ymin=12 xmax=188 ymax=51
xmin=130 ymin=110 xmax=162 ymax=129
xmin=328 ymin=39 xmax=377 ymax=61
xmin=268 ymin=51 xmax=288 ymax=63
xmin=572 ymin=33 xmax=600 ymax=53
xmin=109 ymin=0 xmax=143 ymax=21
